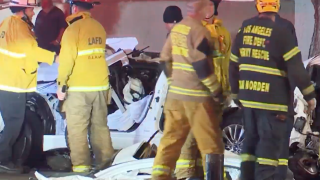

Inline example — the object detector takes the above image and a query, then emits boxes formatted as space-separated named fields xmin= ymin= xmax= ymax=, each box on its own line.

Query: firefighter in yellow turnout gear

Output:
xmin=151 ymin=0 xmax=225 ymax=180
xmin=175 ymin=0 xmax=231 ymax=179
xmin=57 ymin=0 xmax=114 ymax=173
xmin=0 ymin=0 xmax=58 ymax=174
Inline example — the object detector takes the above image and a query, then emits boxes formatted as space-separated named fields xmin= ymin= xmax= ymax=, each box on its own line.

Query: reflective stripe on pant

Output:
xmin=240 ymin=108 xmax=288 ymax=180
xmin=175 ymin=132 xmax=203 ymax=179
xmin=72 ymin=165 xmax=91 ymax=172
xmin=64 ymin=90 xmax=114 ymax=169
xmin=275 ymin=116 xmax=293 ymax=180
xmin=175 ymin=105 xmax=226 ymax=180
xmin=175 ymin=135 xmax=227 ymax=180
xmin=151 ymin=98 xmax=224 ymax=180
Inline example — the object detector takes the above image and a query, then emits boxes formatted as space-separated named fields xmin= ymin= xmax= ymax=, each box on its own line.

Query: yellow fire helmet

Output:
xmin=256 ymin=0 xmax=280 ymax=13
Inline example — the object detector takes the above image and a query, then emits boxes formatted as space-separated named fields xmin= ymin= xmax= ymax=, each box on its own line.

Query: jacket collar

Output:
xmin=12 ymin=15 xmax=34 ymax=31
xmin=66 ymin=12 xmax=92 ymax=25
xmin=202 ymin=18 xmax=223 ymax=26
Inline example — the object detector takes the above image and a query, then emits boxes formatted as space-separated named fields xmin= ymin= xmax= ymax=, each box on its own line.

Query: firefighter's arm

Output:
xmin=281 ymin=29 xmax=316 ymax=101
xmin=17 ymin=23 xmax=55 ymax=66
xmin=159 ymin=35 xmax=173 ymax=85
xmin=57 ymin=27 xmax=78 ymax=87
xmin=191 ymin=27 xmax=221 ymax=97
xmin=223 ymin=30 xmax=232 ymax=94
xmin=229 ymin=28 xmax=242 ymax=100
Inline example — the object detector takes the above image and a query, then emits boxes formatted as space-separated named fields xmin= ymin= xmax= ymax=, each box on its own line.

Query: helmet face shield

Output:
xmin=256 ymin=0 xmax=280 ymax=13
xmin=67 ymin=0 xmax=98 ymax=12
xmin=3 ymin=0 xmax=39 ymax=7
xmin=26 ymin=0 xmax=37 ymax=6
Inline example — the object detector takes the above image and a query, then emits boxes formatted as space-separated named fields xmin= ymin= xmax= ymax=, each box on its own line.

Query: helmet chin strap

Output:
xmin=21 ymin=9 xmax=34 ymax=30
xmin=204 ymin=12 xmax=215 ymax=20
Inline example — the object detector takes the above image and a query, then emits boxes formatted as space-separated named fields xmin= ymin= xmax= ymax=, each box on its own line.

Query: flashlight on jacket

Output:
xmin=61 ymin=85 xmax=67 ymax=93
xmin=57 ymin=85 xmax=67 ymax=118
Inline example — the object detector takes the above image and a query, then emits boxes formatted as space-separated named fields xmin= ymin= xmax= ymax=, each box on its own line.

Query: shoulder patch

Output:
xmin=238 ymin=28 xmax=241 ymax=33
xmin=197 ymin=37 xmax=211 ymax=56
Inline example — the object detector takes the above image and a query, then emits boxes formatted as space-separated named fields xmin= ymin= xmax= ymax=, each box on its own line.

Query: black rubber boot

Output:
xmin=205 ymin=154 xmax=224 ymax=180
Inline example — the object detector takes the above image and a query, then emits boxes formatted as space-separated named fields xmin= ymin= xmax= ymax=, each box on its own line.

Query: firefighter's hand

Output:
xmin=224 ymin=95 xmax=232 ymax=107
xmin=212 ymin=94 xmax=224 ymax=104
xmin=57 ymin=87 xmax=66 ymax=100
xmin=54 ymin=55 xmax=59 ymax=64
xmin=307 ymin=98 xmax=316 ymax=114
xmin=51 ymin=40 xmax=60 ymax=45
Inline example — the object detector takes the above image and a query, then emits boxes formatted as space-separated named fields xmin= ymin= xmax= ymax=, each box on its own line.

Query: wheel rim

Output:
xmin=223 ymin=124 xmax=244 ymax=155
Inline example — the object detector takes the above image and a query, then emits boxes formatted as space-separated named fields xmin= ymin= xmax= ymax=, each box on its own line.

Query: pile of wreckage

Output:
xmin=3 ymin=37 xmax=320 ymax=180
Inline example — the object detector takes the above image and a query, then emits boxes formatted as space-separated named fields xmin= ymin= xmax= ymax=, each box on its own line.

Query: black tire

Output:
xmin=64 ymin=126 xmax=69 ymax=149
xmin=27 ymin=92 xmax=56 ymax=135
xmin=11 ymin=107 xmax=46 ymax=168
xmin=23 ymin=108 xmax=46 ymax=167
xmin=12 ymin=117 xmax=32 ymax=166
xmin=221 ymin=107 xmax=244 ymax=154
xmin=159 ymin=112 xmax=164 ymax=133
xmin=0 ymin=94 xmax=51 ymax=168
xmin=221 ymin=107 xmax=243 ymax=127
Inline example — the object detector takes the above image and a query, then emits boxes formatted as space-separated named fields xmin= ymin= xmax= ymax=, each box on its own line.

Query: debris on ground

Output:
xmin=35 ymin=171 xmax=94 ymax=180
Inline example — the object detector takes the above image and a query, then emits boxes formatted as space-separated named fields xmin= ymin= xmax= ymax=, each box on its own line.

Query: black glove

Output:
xmin=213 ymin=93 xmax=225 ymax=104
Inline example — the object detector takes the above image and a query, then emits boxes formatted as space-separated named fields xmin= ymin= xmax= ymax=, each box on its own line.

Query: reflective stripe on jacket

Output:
xmin=58 ymin=12 xmax=109 ymax=92
xmin=161 ymin=17 xmax=221 ymax=102
xmin=229 ymin=16 xmax=316 ymax=112
xmin=0 ymin=15 xmax=55 ymax=92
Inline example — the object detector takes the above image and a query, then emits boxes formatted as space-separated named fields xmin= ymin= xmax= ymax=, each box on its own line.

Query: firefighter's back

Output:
xmin=152 ymin=13 xmax=225 ymax=180
xmin=58 ymin=11 xmax=114 ymax=173
xmin=167 ymin=16 xmax=214 ymax=102
xmin=236 ymin=16 xmax=293 ymax=112
xmin=61 ymin=13 xmax=109 ymax=91
xmin=232 ymin=1 xmax=316 ymax=180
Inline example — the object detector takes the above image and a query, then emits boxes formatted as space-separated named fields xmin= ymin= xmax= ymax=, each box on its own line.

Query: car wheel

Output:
xmin=159 ymin=112 xmax=164 ymax=133
xmin=27 ymin=93 xmax=56 ymax=135
xmin=221 ymin=108 xmax=244 ymax=155
xmin=23 ymin=108 xmax=46 ymax=167
xmin=12 ymin=109 xmax=33 ymax=166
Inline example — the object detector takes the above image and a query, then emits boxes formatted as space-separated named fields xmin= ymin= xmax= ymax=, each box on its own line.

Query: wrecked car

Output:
xmin=0 ymin=38 xmax=243 ymax=175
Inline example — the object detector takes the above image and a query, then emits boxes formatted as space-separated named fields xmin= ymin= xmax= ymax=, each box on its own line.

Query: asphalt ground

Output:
xmin=0 ymin=171 xmax=91 ymax=180
xmin=0 ymin=173 xmax=35 ymax=180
